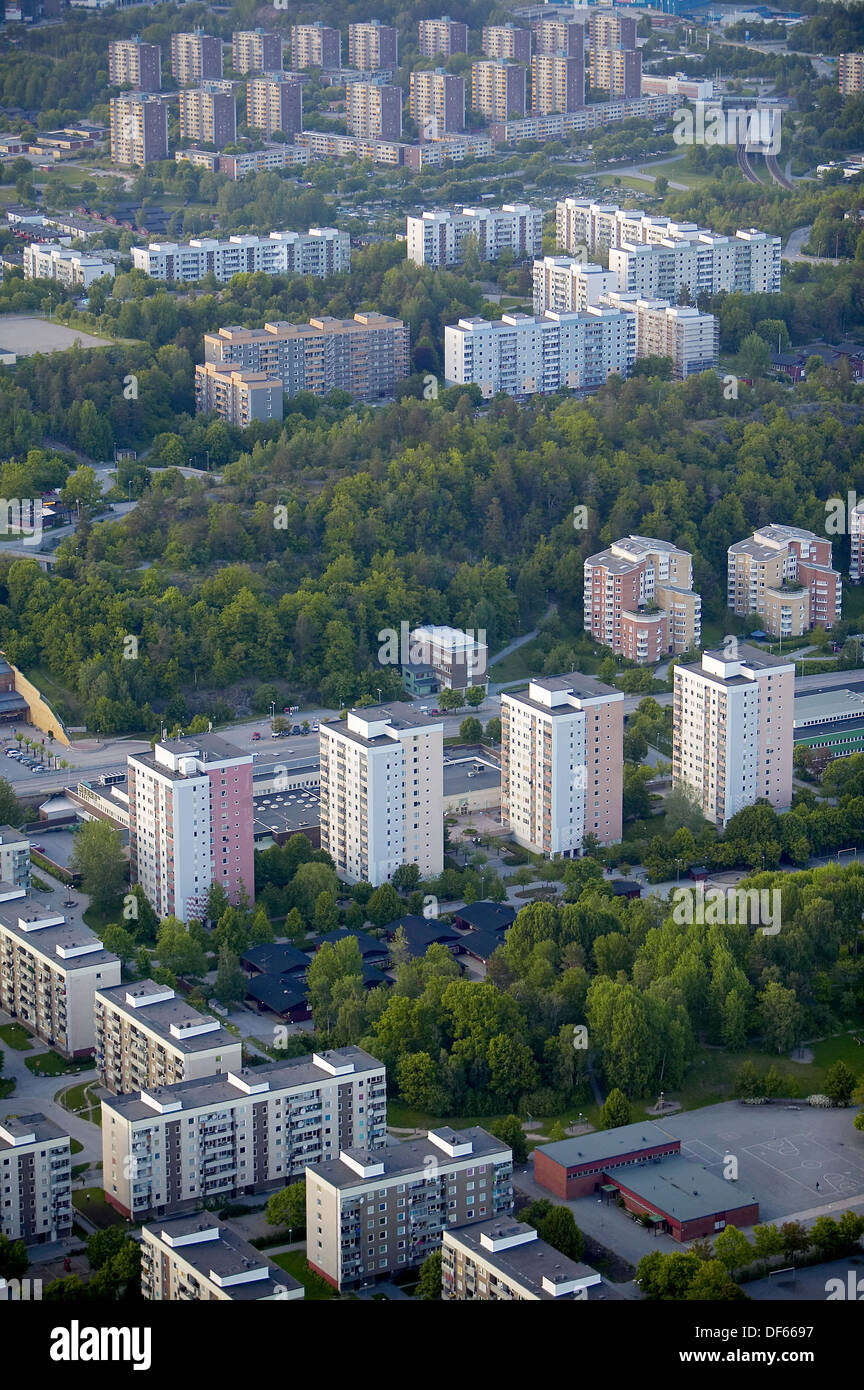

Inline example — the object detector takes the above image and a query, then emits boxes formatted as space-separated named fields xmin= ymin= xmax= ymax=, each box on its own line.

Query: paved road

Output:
xmin=0 ymin=1018 xmax=102 ymax=1167
xmin=783 ymin=225 xmax=841 ymax=266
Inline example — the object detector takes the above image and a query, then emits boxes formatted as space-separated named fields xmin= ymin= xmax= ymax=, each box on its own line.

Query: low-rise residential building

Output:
xmin=141 ymin=1212 xmax=304 ymax=1300
xmin=584 ymin=535 xmax=701 ymax=662
xmin=24 ymin=242 xmax=114 ymax=288
xmin=444 ymin=307 xmax=635 ymax=399
xmin=727 ymin=525 xmax=842 ymax=636
xmin=641 ymin=73 xmax=714 ymax=100
xmin=442 ymin=1219 xmax=602 ymax=1300
xmin=418 ymin=17 xmax=468 ymax=59
xmin=201 ymin=312 xmax=410 ymax=403
xmin=95 ymin=980 xmax=243 ymax=1094
xmin=501 ymin=673 xmax=624 ymax=856
xmin=673 ymin=645 xmax=794 ymax=827
xmin=194 ymin=364 xmax=284 ymax=426
xmin=214 ymin=144 xmax=310 ymax=178
xmin=132 ymin=228 xmax=350 ymax=282
xmin=408 ymin=624 xmax=488 ymax=689
xmin=306 ymin=1127 xmax=514 ymax=1290
xmin=102 ymin=1047 xmax=387 ymax=1219
xmin=0 ymin=901 xmax=121 ymax=1057
xmin=490 ymin=94 xmax=676 ymax=145
xmin=408 ymin=204 xmax=542 ymax=268
xmin=0 ymin=1114 xmax=72 ymax=1246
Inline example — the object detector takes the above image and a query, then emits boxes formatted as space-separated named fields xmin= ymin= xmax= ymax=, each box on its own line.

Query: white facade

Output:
xmin=319 ymin=705 xmax=444 ymax=886
xmin=501 ymin=674 xmax=624 ymax=857
xmin=407 ymin=204 xmax=542 ymax=268
xmin=132 ymin=228 xmax=350 ymax=282
xmin=23 ymin=242 xmax=114 ymax=288
xmin=0 ymin=1115 xmax=72 ymax=1246
xmin=673 ymin=647 xmax=794 ymax=827
xmin=444 ymin=308 xmax=636 ymax=399
xmin=850 ymin=499 xmax=864 ymax=581
xmin=601 ymin=292 xmax=719 ymax=377
xmin=409 ymin=624 xmax=488 ymax=689
xmin=533 ymin=257 xmax=615 ymax=314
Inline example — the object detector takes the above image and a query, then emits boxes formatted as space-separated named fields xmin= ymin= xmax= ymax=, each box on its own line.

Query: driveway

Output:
xmin=0 ymin=1015 xmax=102 ymax=1167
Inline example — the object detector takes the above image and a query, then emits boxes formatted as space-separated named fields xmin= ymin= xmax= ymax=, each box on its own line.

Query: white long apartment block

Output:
xmin=610 ymin=230 xmax=781 ymax=300
xmin=132 ymin=228 xmax=350 ymax=283
xmin=0 ymin=898 xmax=121 ymax=1057
xmin=141 ymin=1213 xmax=304 ymax=1301
xmin=306 ymin=1127 xmax=514 ymax=1290
xmin=0 ymin=1115 xmax=72 ymax=1246
xmin=501 ymin=674 xmax=624 ymax=857
xmin=407 ymin=204 xmax=543 ymax=268
xmin=319 ymin=704 xmax=444 ymax=886
xmin=557 ymin=201 xmax=782 ymax=295
xmin=533 ymin=257 xmax=615 ymax=314
xmin=443 ymin=1219 xmax=603 ymax=1301
xmin=95 ymin=979 xmax=243 ymax=1094
xmin=23 ymin=242 xmax=114 ymax=288
xmin=673 ymin=645 xmax=794 ymax=828
xmin=102 ymin=1047 xmax=387 ymax=1220
xmin=851 ymin=498 xmax=864 ymax=581
xmin=600 ymin=292 xmax=719 ymax=378
xmin=444 ymin=308 xmax=636 ymax=400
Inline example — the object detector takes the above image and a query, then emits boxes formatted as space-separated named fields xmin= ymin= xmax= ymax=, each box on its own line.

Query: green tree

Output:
xmin=484 ymin=717 xmax=501 ymax=744
xmin=155 ymin=917 xmax=208 ymax=979
xmin=213 ymin=944 xmax=245 ymax=1005
xmin=825 ymin=1060 xmax=857 ymax=1106
xmin=86 ymin=1225 xmax=127 ymax=1271
xmin=396 ymin=1051 xmax=438 ymax=1109
xmin=68 ymin=820 xmax=126 ymax=912
xmin=459 ymin=716 xmax=483 ymax=742
xmin=265 ymin=1180 xmax=306 ymax=1233
xmin=100 ymin=922 xmax=136 ymax=968
xmin=488 ymin=1114 xmax=528 ymax=1165
xmin=537 ymin=1206 xmax=584 ymax=1261
xmin=464 ymin=685 xmax=485 ymax=708
xmin=759 ymin=982 xmax=805 ymax=1055
xmin=600 ymin=1087 xmax=632 ymax=1130
xmin=685 ymin=1260 xmax=746 ymax=1300
xmin=366 ymin=882 xmax=402 ymax=928
xmin=306 ymin=936 xmax=363 ymax=1030
xmin=313 ymin=890 xmax=339 ymax=934
xmin=0 ymin=777 xmax=22 ymax=827
xmin=417 ymin=1248 xmax=442 ymax=1299
xmin=713 ymin=1224 xmax=752 ymax=1275
xmin=0 ymin=1233 xmax=28 ymax=1279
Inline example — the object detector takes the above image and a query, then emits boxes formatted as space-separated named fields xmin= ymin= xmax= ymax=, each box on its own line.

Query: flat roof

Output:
xmin=103 ymin=1046 xmax=383 ymax=1122
xmin=505 ymin=670 xmax=619 ymax=714
xmin=537 ymin=1120 xmax=677 ymax=1168
xmin=793 ymin=689 xmax=864 ymax=726
xmin=445 ymin=1219 xmax=602 ymax=1299
xmin=142 ymin=1213 xmax=302 ymax=1300
xmin=324 ymin=701 xmax=441 ymax=749
xmin=0 ymin=1111 xmax=69 ymax=1150
xmin=307 ymin=1127 xmax=509 ymax=1188
xmin=96 ymin=981 xmax=239 ymax=1054
xmin=615 ymin=1155 xmax=758 ymax=1223
xmin=0 ymin=900 xmax=119 ymax=972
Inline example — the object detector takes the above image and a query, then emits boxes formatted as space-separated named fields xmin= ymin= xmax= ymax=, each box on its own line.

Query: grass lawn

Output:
xmin=71 ymin=1162 xmax=89 ymax=1180
xmin=70 ymin=1137 xmax=84 ymax=1155
xmin=72 ymin=1187 xmax=125 ymax=1230
xmin=272 ymin=1250 xmax=340 ymax=1300
xmin=25 ymin=1050 xmax=83 ymax=1077
xmin=82 ymin=900 xmax=126 ymax=935
xmin=57 ymin=1079 xmax=103 ymax=1124
xmin=0 ymin=1023 xmax=33 ymax=1050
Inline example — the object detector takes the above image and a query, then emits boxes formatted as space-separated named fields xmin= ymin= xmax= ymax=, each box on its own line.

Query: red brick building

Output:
xmin=534 ymin=1122 xmax=680 ymax=1200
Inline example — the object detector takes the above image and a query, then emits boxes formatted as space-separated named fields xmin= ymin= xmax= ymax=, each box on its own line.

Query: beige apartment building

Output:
xmin=601 ymin=293 xmax=719 ymax=378
xmin=481 ymin=23 xmax=531 ymax=65
xmin=0 ymin=1114 xmax=72 ymax=1246
xmin=418 ymin=18 xmax=468 ymax=59
xmin=178 ymin=86 xmax=236 ymax=149
xmin=95 ymin=979 xmax=242 ymax=1095
xmin=839 ymin=53 xmax=864 ymax=96
xmin=108 ymin=37 xmax=162 ymax=91
xmin=583 ymin=535 xmax=701 ymax=662
xmin=348 ymin=21 xmax=398 ymax=71
xmin=306 ymin=1127 xmax=514 ymax=1290
xmin=0 ymin=898 xmax=120 ymax=1057
xmin=231 ymin=29 xmax=282 ymax=74
xmin=246 ymin=74 xmax=302 ymax=137
xmin=531 ymin=52 xmax=583 ymax=114
xmin=319 ymin=704 xmax=444 ymax=886
xmin=346 ymin=82 xmax=403 ymax=140
xmin=471 ymin=60 xmax=526 ymax=121
xmin=442 ymin=1219 xmax=602 ymax=1301
xmin=410 ymin=69 xmax=465 ymax=136
xmin=103 ymin=1047 xmax=386 ymax=1219
xmin=501 ymin=673 xmax=624 ymax=857
xmin=109 ymin=94 xmax=168 ymax=167
xmin=195 ymin=362 xmax=284 ymax=426
xmin=171 ymin=30 xmax=223 ymax=84
xmin=290 ymin=23 xmax=341 ymax=70
xmin=727 ymin=524 xmax=842 ymax=637
xmin=141 ymin=1213 xmax=304 ymax=1301
xmin=0 ymin=825 xmax=31 ymax=891
xmin=673 ymin=645 xmax=794 ymax=827
xmin=202 ymin=312 xmax=410 ymax=402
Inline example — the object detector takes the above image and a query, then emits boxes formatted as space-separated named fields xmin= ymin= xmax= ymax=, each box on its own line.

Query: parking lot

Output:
xmin=658 ymin=1101 xmax=864 ymax=1224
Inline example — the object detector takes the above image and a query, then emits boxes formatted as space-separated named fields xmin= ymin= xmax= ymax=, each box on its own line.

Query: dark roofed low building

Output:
xmin=246 ymin=975 xmax=311 ymax=1021
xmin=360 ymin=963 xmax=389 ymax=990
xmin=316 ymin=928 xmax=389 ymax=963
xmin=240 ymin=942 xmax=309 ymax=977
xmin=608 ymin=879 xmax=641 ymax=899
xmin=452 ymin=901 xmax=516 ymax=934
xmin=456 ymin=928 xmax=504 ymax=964
xmin=384 ymin=913 xmax=462 ymax=958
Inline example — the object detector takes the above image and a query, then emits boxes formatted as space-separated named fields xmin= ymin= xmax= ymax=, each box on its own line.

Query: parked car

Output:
xmin=311 ymin=722 xmax=319 ymax=732
xmin=251 ymin=731 xmax=261 ymax=741
xmin=31 ymin=844 xmax=45 ymax=853
xmin=291 ymin=725 xmax=301 ymax=735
